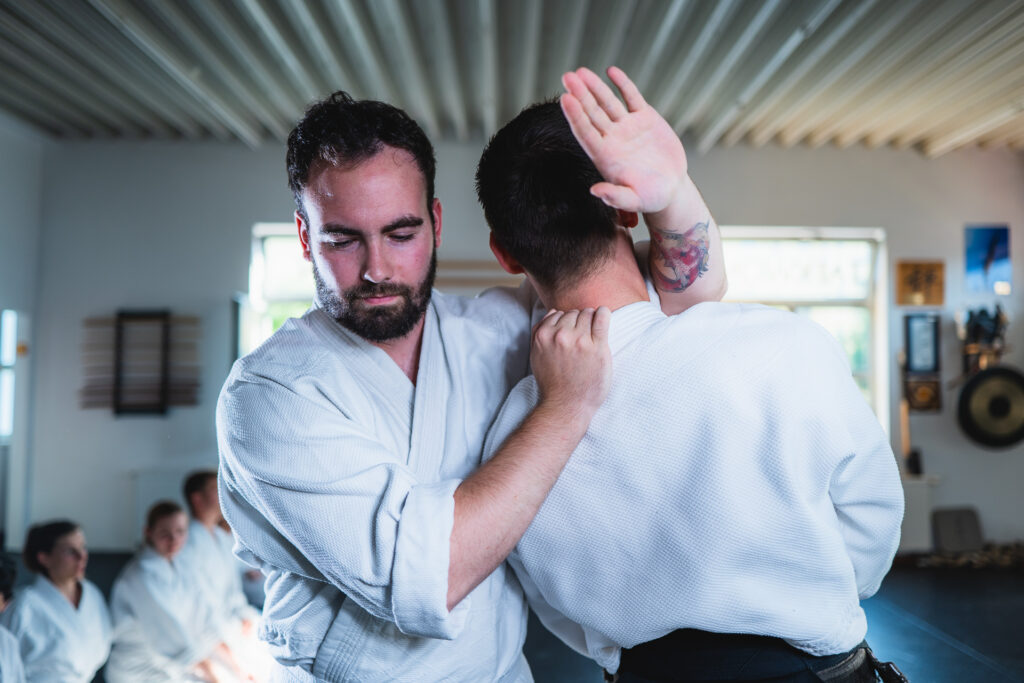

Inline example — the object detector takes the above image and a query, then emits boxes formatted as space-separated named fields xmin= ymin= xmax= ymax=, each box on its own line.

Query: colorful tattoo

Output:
xmin=651 ymin=221 xmax=711 ymax=292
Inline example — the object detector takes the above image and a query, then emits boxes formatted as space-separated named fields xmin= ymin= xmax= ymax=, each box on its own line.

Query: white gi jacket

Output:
xmin=106 ymin=546 xmax=223 ymax=682
xmin=485 ymin=300 xmax=905 ymax=672
xmin=0 ymin=575 xmax=112 ymax=682
xmin=218 ymin=287 xmax=538 ymax=682
xmin=0 ymin=625 xmax=25 ymax=683
xmin=178 ymin=519 xmax=258 ymax=639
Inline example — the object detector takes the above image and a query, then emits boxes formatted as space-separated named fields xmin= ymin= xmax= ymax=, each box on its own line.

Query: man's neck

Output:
xmin=372 ymin=316 xmax=426 ymax=384
xmin=544 ymin=239 xmax=650 ymax=312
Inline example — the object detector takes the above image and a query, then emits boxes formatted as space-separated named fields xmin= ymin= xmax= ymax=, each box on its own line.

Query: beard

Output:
xmin=313 ymin=250 xmax=437 ymax=343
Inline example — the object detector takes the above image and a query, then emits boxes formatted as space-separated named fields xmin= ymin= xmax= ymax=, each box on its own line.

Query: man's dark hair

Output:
xmin=476 ymin=100 xmax=619 ymax=292
xmin=183 ymin=469 xmax=217 ymax=516
xmin=146 ymin=500 xmax=184 ymax=531
xmin=0 ymin=556 xmax=17 ymax=603
xmin=22 ymin=519 xmax=79 ymax=577
xmin=286 ymin=91 xmax=437 ymax=222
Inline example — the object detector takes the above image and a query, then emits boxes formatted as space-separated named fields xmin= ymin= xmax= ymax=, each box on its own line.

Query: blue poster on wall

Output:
xmin=965 ymin=224 xmax=1011 ymax=295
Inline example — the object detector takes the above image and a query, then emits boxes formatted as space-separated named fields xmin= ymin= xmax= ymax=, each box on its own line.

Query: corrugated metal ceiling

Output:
xmin=0 ymin=0 xmax=1022 ymax=158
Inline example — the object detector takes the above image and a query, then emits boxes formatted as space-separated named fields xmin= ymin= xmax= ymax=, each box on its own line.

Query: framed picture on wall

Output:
xmin=896 ymin=261 xmax=944 ymax=306
xmin=904 ymin=313 xmax=940 ymax=374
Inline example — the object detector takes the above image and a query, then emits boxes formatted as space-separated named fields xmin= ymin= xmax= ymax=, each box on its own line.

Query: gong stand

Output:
xmin=953 ymin=306 xmax=1023 ymax=449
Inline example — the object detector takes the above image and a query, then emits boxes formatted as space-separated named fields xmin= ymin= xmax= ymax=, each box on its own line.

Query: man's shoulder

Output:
xmin=432 ymin=283 xmax=537 ymax=332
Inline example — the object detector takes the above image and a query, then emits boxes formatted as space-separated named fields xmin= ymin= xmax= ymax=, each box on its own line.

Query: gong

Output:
xmin=957 ymin=366 xmax=1024 ymax=448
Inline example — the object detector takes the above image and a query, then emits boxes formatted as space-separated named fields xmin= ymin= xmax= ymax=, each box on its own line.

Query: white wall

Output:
xmin=21 ymin=136 xmax=1024 ymax=549
xmin=0 ymin=111 xmax=45 ymax=313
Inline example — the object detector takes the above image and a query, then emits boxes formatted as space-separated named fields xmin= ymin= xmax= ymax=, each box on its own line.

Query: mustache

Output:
xmin=350 ymin=282 xmax=411 ymax=299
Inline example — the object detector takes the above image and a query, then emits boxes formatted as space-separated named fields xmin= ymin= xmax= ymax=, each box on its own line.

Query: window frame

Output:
xmin=719 ymin=226 xmax=890 ymax=430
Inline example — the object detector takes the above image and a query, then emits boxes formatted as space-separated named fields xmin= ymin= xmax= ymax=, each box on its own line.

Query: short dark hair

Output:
xmin=183 ymin=469 xmax=217 ymax=515
xmin=286 ymin=91 xmax=437 ymax=222
xmin=476 ymin=100 xmax=619 ymax=292
xmin=0 ymin=556 xmax=16 ymax=603
xmin=22 ymin=519 xmax=79 ymax=577
xmin=146 ymin=500 xmax=185 ymax=531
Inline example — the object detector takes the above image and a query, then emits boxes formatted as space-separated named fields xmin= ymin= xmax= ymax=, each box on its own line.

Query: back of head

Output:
xmin=146 ymin=500 xmax=184 ymax=531
xmin=182 ymin=469 xmax=217 ymax=516
xmin=286 ymin=91 xmax=437 ymax=222
xmin=476 ymin=100 xmax=619 ymax=292
xmin=22 ymin=519 xmax=79 ymax=577
xmin=0 ymin=556 xmax=16 ymax=603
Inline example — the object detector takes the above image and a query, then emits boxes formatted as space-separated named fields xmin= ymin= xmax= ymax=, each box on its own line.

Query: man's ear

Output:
xmin=618 ymin=210 xmax=639 ymax=229
xmin=489 ymin=233 xmax=524 ymax=275
xmin=296 ymin=211 xmax=312 ymax=262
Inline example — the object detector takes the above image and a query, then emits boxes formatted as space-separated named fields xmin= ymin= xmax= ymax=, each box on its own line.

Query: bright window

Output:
xmin=721 ymin=227 xmax=888 ymax=419
xmin=238 ymin=225 xmax=315 ymax=356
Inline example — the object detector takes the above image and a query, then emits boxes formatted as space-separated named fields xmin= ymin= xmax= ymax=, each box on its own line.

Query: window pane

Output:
xmin=795 ymin=306 xmax=871 ymax=377
xmin=723 ymin=240 xmax=874 ymax=302
xmin=267 ymin=300 xmax=313 ymax=333
xmin=1 ymin=310 xmax=16 ymax=367
xmin=0 ymin=369 xmax=14 ymax=438
xmin=262 ymin=236 xmax=315 ymax=301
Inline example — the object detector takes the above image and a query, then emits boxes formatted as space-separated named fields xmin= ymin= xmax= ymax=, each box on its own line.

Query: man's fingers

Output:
xmin=590 ymin=306 xmax=611 ymax=343
xmin=556 ymin=309 xmax=581 ymax=330
xmin=575 ymin=307 xmax=596 ymax=331
xmin=591 ymin=182 xmax=643 ymax=213
xmin=560 ymin=94 xmax=604 ymax=156
xmin=562 ymin=70 xmax=614 ymax=133
xmin=607 ymin=66 xmax=646 ymax=112
xmin=576 ymin=67 xmax=628 ymax=121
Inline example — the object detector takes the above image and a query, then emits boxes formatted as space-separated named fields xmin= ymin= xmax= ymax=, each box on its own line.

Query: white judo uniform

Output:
xmin=0 ymin=625 xmax=25 ymax=683
xmin=218 ymin=287 xmax=539 ymax=682
xmin=178 ymin=519 xmax=258 ymax=639
xmin=484 ymin=299 xmax=905 ymax=672
xmin=0 ymin=575 xmax=112 ymax=682
xmin=106 ymin=546 xmax=223 ymax=682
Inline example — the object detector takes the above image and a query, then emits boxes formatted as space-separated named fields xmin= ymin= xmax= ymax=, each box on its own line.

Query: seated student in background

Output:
xmin=107 ymin=500 xmax=238 ymax=683
xmin=0 ymin=557 xmax=26 ymax=683
xmin=0 ymin=519 xmax=112 ymax=682
xmin=180 ymin=470 xmax=269 ymax=680
xmin=179 ymin=470 xmax=258 ymax=639
xmin=476 ymin=67 xmax=904 ymax=682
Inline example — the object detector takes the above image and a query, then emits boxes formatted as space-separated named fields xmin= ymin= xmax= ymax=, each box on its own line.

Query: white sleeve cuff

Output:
xmin=390 ymin=478 xmax=469 ymax=639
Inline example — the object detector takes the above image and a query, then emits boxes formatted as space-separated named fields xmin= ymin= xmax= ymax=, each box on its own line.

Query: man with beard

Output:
xmin=217 ymin=79 xmax=723 ymax=682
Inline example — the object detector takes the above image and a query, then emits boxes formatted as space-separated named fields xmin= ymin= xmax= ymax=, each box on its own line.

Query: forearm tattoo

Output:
xmin=651 ymin=221 xmax=711 ymax=292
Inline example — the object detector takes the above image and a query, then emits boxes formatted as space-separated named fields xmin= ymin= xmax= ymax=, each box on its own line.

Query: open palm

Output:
xmin=560 ymin=66 xmax=688 ymax=216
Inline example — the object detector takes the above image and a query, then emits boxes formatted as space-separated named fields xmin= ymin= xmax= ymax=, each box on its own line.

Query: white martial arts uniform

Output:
xmin=0 ymin=574 xmax=112 ymax=682
xmin=0 ymin=625 xmax=25 ymax=683
xmin=178 ymin=519 xmax=258 ymax=639
xmin=106 ymin=546 xmax=223 ymax=682
xmin=484 ymin=298 xmax=905 ymax=673
xmin=218 ymin=287 xmax=538 ymax=682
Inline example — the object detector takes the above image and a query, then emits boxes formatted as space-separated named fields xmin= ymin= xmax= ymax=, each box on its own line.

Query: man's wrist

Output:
xmin=644 ymin=175 xmax=702 ymax=233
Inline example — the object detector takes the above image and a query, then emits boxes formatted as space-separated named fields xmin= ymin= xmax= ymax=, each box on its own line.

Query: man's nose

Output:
xmin=363 ymin=243 xmax=390 ymax=283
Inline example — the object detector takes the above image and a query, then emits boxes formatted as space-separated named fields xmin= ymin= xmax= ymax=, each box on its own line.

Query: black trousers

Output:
xmin=613 ymin=629 xmax=878 ymax=683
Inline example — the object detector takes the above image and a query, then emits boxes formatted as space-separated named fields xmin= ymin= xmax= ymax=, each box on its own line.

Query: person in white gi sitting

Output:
xmin=476 ymin=67 xmax=905 ymax=682
xmin=0 ymin=519 xmax=112 ymax=682
xmin=179 ymin=470 xmax=258 ymax=639
xmin=179 ymin=470 xmax=268 ymax=681
xmin=0 ymin=557 xmax=26 ymax=683
xmin=106 ymin=500 xmax=233 ymax=682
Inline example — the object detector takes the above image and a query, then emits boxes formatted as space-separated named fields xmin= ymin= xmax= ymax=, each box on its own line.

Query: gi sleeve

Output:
xmin=217 ymin=369 xmax=468 ymax=640
xmin=817 ymin=328 xmax=905 ymax=600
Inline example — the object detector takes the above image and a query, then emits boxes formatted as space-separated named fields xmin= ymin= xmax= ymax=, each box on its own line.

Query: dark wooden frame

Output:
xmin=114 ymin=310 xmax=171 ymax=415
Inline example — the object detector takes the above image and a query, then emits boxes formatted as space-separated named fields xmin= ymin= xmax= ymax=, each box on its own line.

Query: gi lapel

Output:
xmin=407 ymin=302 xmax=450 ymax=482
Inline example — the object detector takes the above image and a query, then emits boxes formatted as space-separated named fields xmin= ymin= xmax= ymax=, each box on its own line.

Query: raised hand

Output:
xmin=560 ymin=66 xmax=687 ymax=219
